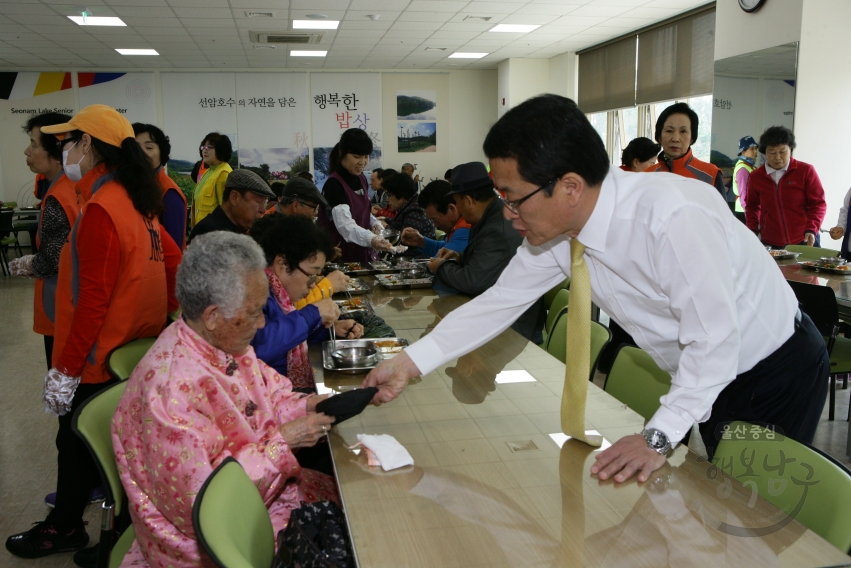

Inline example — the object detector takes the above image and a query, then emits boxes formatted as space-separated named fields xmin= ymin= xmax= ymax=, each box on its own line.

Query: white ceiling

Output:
xmin=0 ymin=0 xmax=712 ymax=70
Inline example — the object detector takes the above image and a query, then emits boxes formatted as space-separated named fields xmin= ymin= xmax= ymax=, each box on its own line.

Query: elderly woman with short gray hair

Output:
xmin=112 ymin=232 xmax=339 ymax=568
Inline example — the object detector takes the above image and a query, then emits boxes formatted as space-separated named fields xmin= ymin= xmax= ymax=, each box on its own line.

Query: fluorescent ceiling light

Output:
xmin=449 ymin=52 xmax=488 ymax=59
xmin=293 ymin=20 xmax=339 ymax=29
xmin=291 ymin=50 xmax=327 ymax=57
xmin=494 ymin=370 xmax=537 ymax=384
xmin=489 ymin=24 xmax=540 ymax=33
xmin=68 ymin=16 xmax=126 ymax=26
xmin=116 ymin=49 xmax=159 ymax=55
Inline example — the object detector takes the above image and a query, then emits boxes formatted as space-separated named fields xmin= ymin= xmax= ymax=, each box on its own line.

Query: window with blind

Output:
xmin=577 ymin=36 xmax=636 ymax=114
xmin=577 ymin=4 xmax=716 ymax=113
xmin=636 ymin=8 xmax=716 ymax=105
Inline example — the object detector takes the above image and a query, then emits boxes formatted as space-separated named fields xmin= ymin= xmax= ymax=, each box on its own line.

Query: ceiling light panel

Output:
xmin=293 ymin=20 xmax=340 ymax=29
xmin=290 ymin=50 xmax=327 ymax=56
xmin=68 ymin=16 xmax=127 ymax=26
xmin=116 ymin=48 xmax=159 ymax=55
xmin=449 ymin=52 xmax=488 ymax=59
xmin=490 ymin=24 xmax=541 ymax=33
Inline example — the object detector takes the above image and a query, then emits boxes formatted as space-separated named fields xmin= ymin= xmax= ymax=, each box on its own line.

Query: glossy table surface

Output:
xmin=777 ymin=258 xmax=851 ymax=310
xmin=311 ymin=274 xmax=851 ymax=568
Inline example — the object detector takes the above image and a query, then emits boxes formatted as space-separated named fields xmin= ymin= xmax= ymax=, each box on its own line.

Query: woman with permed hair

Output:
xmin=745 ymin=126 xmax=826 ymax=248
xmin=316 ymin=128 xmax=393 ymax=263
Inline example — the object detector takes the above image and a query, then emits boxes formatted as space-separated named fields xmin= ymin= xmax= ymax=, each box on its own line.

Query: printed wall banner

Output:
xmin=310 ymin=73 xmax=382 ymax=189
xmin=78 ymin=72 xmax=156 ymax=125
xmin=235 ymin=73 xmax=310 ymax=182
xmin=0 ymin=72 xmax=72 ymax=100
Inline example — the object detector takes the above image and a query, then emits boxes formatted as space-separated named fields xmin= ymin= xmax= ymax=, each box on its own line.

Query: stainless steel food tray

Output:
xmin=322 ymin=339 xmax=384 ymax=374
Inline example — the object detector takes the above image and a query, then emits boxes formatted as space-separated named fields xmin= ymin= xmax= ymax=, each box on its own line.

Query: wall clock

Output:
xmin=739 ymin=0 xmax=767 ymax=13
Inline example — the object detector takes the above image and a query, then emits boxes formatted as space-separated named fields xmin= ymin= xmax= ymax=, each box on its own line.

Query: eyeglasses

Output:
xmin=493 ymin=179 xmax=556 ymax=215
xmin=57 ymin=137 xmax=79 ymax=151
xmin=295 ymin=264 xmax=321 ymax=285
xmin=199 ymin=145 xmax=214 ymax=152
xmin=296 ymin=200 xmax=320 ymax=212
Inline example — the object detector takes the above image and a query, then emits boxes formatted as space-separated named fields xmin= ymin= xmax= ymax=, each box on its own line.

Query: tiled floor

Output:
xmin=1 ymin=274 xmax=849 ymax=567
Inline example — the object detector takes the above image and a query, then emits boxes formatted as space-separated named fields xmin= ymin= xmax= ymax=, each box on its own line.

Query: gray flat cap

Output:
xmin=225 ymin=169 xmax=276 ymax=200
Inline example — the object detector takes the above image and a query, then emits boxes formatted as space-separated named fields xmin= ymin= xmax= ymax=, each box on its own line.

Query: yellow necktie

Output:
xmin=561 ymin=239 xmax=602 ymax=447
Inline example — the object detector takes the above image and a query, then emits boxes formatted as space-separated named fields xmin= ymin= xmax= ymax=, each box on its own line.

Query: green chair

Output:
xmin=542 ymin=277 xmax=570 ymax=310
xmin=785 ymin=244 xmax=840 ymax=261
xmin=714 ymin=421 xmax=851 ymax=553
xmin=193 ymin=457 xmax=276 ymax=568
xmin=544 ymin=289 xmax=570 ymax=340
xmin=545 ymin=309 xmax=611 ymax=381
xmin=604 ymin=345 xmax=672 ymax=421
xmin=109 ymin=525 xmax=135 ymax=568
xmin=106 ymin=337 xmax=157 ymax=381
xmin=787 ymin=280 xmax=851 ymax=421
xmin=434 ymin=229 xmax=446 ymax=240
xmin=72 ymin=381 xmax=134 ymax=568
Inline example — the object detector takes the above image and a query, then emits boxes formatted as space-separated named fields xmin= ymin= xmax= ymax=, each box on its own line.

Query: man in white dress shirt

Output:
xmin=365 ymin=95 xmax=828 ymax=483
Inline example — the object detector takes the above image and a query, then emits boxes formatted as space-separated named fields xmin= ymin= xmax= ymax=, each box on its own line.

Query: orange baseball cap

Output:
xmin=41 ymin=104 xmax=134 ymax=148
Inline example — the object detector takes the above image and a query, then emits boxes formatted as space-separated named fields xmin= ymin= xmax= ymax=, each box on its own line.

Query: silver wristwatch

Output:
xmin=641 ymin=428 xmax=674 ymax=458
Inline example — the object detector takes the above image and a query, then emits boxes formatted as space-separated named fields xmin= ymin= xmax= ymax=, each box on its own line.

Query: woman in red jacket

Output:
xmin=745 ymin=126 xmax=826 ymax=248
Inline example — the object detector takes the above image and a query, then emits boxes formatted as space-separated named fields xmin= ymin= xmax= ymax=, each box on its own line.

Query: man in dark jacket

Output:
xmin=428 ymin=162 xmax=545 ymax=342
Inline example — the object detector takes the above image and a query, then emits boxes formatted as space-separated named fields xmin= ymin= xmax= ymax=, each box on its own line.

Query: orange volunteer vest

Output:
xmin=32 ymin=173 xmax=82 ymax=336
xmin=158 ymin=166 xmax=188 ymax=249
xmin=52 ymin=165 xmax=167 ymax=384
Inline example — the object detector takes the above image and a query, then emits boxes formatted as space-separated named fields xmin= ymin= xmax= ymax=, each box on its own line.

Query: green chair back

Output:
xmin=542 ymin=278 xmax=570 ymax=310
xmin=434 ymin=229 xmax=446 ymax=240
xmin=545 ymin=310 xmax=611 ymax=380
xmin=109 ymin=525 xmax=135 ymax=568
xmin=604 ymin=346 xmax=672 ymax=421
xmin=714 ymin=421 xmax=851 ymax=553
xmin=545 ymin=289 xmax=570 ymax=337
xmin=73 ymin=381 xmax=128 ymax=517
xmin=107 ymin=337 xmax=157 ymax=381
xmin=193 ymin=457 xmax=276 ymax=568
xmin=3 ymin=201 xmax=18 ymax=209
xmin=785 ymin=244 xmax=840 ymax=261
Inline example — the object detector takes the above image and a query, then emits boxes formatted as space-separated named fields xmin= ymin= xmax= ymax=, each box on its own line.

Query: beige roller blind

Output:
xmin=577 ymin=36 xmax=637 ymax=114
xmin=636 ymin=7 xmax=715 ymax=104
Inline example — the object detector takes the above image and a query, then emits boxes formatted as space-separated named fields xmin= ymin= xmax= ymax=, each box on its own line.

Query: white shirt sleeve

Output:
xmin=837 ymin=186 xmax=851 ymax=230
xmin=404 ymin=241 xmax=567 ymax=376
xmin=331 ymin=204 xmax=377 ymax=248
xmin=369 ymin=214 xmax=380 ymax=228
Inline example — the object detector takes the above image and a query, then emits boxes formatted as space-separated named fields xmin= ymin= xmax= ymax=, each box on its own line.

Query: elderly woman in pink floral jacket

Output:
xmin=112 ymin=232 xmax=337 ymax=567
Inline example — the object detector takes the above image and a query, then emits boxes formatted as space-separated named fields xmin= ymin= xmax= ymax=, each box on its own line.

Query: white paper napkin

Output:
xmin=353 ymin=434 xmax=414 ymax=471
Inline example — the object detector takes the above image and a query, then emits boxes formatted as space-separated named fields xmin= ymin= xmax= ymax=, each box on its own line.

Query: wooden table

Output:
xmin=777 ymin=259 xmax=851 ymax=317
xmin=311 ymin=275 xmax=851 ymax=568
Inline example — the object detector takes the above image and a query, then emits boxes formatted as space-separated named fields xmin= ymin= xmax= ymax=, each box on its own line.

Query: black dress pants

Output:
xmin=45 ymin=380 xmax=117 ymax=528
xmin=43 ymin=335 xmax=53 ymax=370
xmin=699 ymin=311 xmax=829 ymax=459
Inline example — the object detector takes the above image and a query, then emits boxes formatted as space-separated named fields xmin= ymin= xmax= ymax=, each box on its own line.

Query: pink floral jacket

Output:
xmin=112 ymin=318 xmax=310 ymax=567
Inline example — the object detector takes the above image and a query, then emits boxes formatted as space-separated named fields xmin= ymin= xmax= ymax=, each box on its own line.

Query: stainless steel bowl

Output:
xmin=380 ymin=228 xmax=401 ymax=245
xmin=324 ymin=263 xmax=344 ymax=274
xmin=818 ymin=257 xmax=847 ymax=266
xmin=331 ymin=347 xmax=378 ymax=368
xmin=401 ymin=268 xmax=428 ymax=279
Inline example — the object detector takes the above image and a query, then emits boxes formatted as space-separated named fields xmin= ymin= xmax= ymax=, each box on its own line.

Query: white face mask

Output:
xmin=62 ymin=141 xmax=88 ymax=182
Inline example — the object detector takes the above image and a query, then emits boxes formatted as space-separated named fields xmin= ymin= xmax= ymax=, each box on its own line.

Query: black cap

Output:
xmin=446 ymin=162 xmax=493 ymax=196
xmin=281 ymin=177 xmax=328 ymax=207
xmin=225 ymin=169 xmax=276 ymax=200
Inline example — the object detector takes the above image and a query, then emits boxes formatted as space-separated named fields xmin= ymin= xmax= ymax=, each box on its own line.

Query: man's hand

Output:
xmin=590 ymin=434 xmax=668 ymax=483
xmin=371 ymin=205 xmax=381 ymax=216
xmin=427 ymin=257 xmax=443 ymax=274
xmin=332 ymin=245 xmax=343 ymax=261
xmin=436 ymin=248 xmax=460 ymax=261
xmin=362 ymin=351 xmax=420 ymax=406
xmin=326 ymin=270 xmax=350 ymax=293
xmin=805 ymin=232 xmax=816 ymax=247
xmin=334 ymin=319 xmax=364 ymax=339
xmin=401 ymin=227 xmax=425 ymax=248
xmin=830 ymin=226 xmax=845 ymax=240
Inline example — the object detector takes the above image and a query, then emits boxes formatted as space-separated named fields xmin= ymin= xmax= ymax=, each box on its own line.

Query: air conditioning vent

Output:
xmin=463 ymin=15 xmax=492 ymax=22
xmin=250 ymin=31 xmax=323 ymax=44
xmin=245 ymin=11 xmax=274 ymax=18
xmin=253 ymin=44 xmax=276 ymax=49
xmin=424 ymin=47 xmax=447 ymax=51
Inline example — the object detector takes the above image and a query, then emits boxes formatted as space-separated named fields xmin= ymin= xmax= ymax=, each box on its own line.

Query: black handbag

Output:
xmin=273 ymin=501 xmax=354 ymax=568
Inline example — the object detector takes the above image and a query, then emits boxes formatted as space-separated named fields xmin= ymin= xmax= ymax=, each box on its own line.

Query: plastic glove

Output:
xmin=9 ymin=255 xmax=34 ymax=278
xmin=371 ymin=222 xmax=386 ymax=235
xmin=389 ymin=245 xmax=409 ymax=255
xmin=43 ymin=368 xmax=81 ymax=417
xmin=371 ymin=236 xmax=393 ymax=252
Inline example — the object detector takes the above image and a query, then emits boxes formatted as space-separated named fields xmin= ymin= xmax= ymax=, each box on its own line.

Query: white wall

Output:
xmin=496 ymin=57 xmax=550 ymax=117
xmin=449 ymin=70 xmax=498 ymax=167
xmin=548 ymin=52 xmax=578 ymax=101
xmin=714 ymin=0 xmax=803 ymax=60
xmin=795 ymin=0 xmax=851 ymax=238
